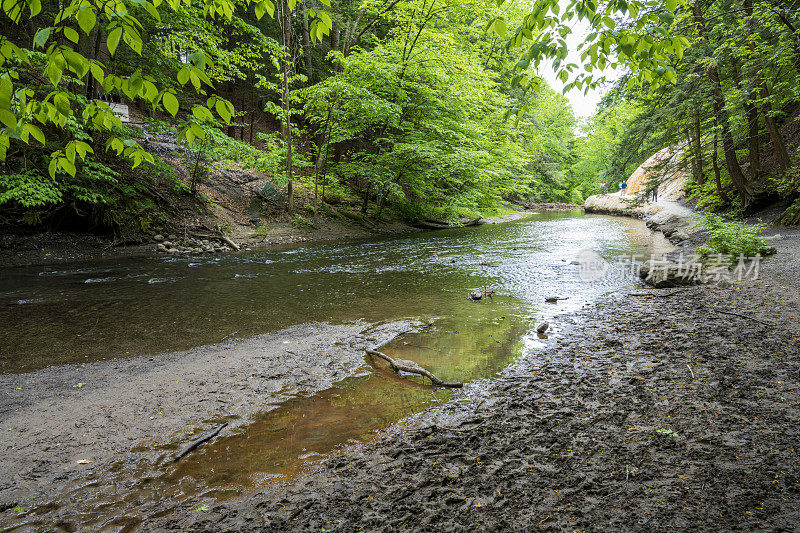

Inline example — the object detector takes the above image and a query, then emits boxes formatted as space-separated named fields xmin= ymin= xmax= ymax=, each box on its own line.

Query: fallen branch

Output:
xmin=628 ymin=289 xmax=686 ymax=297
xmin=686 ymin=363 xmax=695 ymax=380
xmin=173 ymin=423 xmax=228 ymax=462
xmin=713 ymin=308 xmax=773 ymax=326
xmin=366 ymin=350 xmax=463 ymax=388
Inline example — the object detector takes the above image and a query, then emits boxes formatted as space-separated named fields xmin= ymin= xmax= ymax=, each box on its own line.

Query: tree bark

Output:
xmin=712 ymin=129 xmax=731 ymax=203
xmin=691 ymin=107 xmax=705 ymax=186
xmin=280 ymin=0 xmax=294 ymax=214
xmin=300 ymin=0 xmax=313 ymax=82
xmin=742 ymin=0 xmax=760 ymax=181
xmin=759 ymin=84 xmax=791 ymax=172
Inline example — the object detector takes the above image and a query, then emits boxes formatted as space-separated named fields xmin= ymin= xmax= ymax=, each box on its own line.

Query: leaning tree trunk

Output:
xmin=693 ymin=2 xmax=753 ymax=204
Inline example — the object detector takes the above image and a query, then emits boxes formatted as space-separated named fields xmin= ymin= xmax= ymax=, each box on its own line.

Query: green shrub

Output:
xmin=291 ymin=214 xmax=313 ymax=229
xmin=695 ymin=213 xmax=771 ymax=259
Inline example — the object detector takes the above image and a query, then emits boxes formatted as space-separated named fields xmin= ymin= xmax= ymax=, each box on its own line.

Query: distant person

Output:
xmin=620 ymin=181 xmax=627 ymax=194
xmin=651 ymin=184 xmax=658 ymax=203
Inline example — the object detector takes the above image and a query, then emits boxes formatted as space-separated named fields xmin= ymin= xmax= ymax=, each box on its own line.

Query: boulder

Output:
xmin=639 ymin=259 xmax=700 ymax=288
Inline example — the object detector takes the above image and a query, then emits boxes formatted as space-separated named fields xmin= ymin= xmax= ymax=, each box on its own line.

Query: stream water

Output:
xmin=0 ymin=211 xmax=672 ymax=528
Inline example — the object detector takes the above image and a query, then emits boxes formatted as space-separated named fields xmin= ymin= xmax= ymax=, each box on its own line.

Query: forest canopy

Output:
xmin=1 ymin=0 xmax=799 ymax=229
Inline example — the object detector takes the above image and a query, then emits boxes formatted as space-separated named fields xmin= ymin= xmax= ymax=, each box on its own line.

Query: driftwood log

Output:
xmin=366 ymin=350 xmax=463 ymax=388
xmin=221 ymin=235 xmax=240 ymax=251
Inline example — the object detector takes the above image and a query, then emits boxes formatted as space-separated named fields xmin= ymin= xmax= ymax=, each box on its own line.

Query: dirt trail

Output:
xmin=152 ymin=234 xmax=800 ymax=532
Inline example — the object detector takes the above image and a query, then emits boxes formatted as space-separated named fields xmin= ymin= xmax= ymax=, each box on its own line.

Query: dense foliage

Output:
xmin=1 ymin=0 xmax=643 ymax=230
xmin=572 ymin=0 xmax=800 ymax=223
xmin=10 ymin=0 xmax=794 ymax=231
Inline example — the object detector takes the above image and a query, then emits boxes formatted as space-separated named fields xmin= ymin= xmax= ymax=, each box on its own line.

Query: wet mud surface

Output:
xmin=154 ymin=237 xmax=800 ymax=532
xmin=0 ymin=320 xmax=421 ymax=528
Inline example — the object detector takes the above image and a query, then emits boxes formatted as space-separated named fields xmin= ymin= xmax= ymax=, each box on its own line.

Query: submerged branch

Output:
xmin=366 ymin=350 xmax=463 ymax=388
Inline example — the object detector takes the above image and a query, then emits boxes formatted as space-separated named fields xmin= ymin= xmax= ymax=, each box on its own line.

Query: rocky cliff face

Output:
xmin=619 ymin=146 xmax=689 ymax=201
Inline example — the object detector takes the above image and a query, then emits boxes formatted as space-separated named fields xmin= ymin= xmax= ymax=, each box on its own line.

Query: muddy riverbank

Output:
xmin=0 ymin=320 xmax=420 ymax=525
xmin=154 ymin=232 xmax=800 ymax=532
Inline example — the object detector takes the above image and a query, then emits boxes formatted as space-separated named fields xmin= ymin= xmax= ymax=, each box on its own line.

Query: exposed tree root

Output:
xmin=366 ymin=350 xmax=463 ymax=388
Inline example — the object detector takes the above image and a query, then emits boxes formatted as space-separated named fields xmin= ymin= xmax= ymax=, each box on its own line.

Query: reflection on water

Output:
xmin=0 ymin=211 xmax=668 ymax=374
xmin=170 ymin=315 xmax=524 ymax=490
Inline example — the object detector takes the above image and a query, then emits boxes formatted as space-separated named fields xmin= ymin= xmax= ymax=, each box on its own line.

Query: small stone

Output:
xmin=671 ymin=231 xmax=690 ymax=242
xmin=167 ymin=248 xmax=179 ymax=254
xmin=156 ymin=243 xmax=167 ymax=252
xmin=536 ymin=322 xmax=549 ymax=334
xmin=153 ymin=234 xmax=164 ymax=242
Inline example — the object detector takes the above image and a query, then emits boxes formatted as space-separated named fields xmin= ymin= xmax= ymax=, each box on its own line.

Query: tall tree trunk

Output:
xmin=745 ymin=0 xmax=790 ymax=173
xmin=331 ymin=24 xmax=340 ymax=52
xmin=691 ymin=107 xmax=705 ymax=186
xmin=759 ymin=84 xmax=791 ymax=172
xmin=741 ymin=0 xmax=760 ymax=181
xmin=712 ymin=129 xmax=731 ymax=203
xmin=280 ymin=0 xmax=294 ymax=214
xmin=693 ymin=2 xmax=752 ymax=204
xmin=300 ymin=0 xmax=314 ymax=82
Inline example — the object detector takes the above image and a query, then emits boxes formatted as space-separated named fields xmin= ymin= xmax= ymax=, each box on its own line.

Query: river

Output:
xmin=0 ymin=210 xmax=672 ymax=529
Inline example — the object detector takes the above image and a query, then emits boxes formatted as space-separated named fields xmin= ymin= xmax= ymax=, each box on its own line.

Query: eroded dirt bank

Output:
xmin=0 ymin=319 xmax=420 ymax=526
xmin=156 ymin=236 xmax=800 ymax=532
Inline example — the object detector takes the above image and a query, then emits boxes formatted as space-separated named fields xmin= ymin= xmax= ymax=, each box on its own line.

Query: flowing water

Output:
xmin=0 ymin=211 xmax=672 ymax=527
xmin=0 ymin=211 xmax=667 ymax=374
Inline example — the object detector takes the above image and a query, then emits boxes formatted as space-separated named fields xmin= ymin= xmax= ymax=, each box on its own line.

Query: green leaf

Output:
xmin=77 ymin=7 xmax=96 ymax=34
xmin=53 ymin=92 xmax=71 ymax=116
xmin=665 ymin=0 xmax=677 ymax=12
xmin=63 ymin=27 xmax=79 ymax=43
xmin=177 ymin=67 xmax=190 ymax=86
xmin=0 ymin=109 xmax=17 ymax=129
xmin=33 ymin=27 xmax=51 ymax=48
xmin=59 ymin=157 xmax=76 ymax=176
xmin=90 ymin=62 xmax=105 ymax=85
xmin=215 ymin=98 xmax=231 ymax=122
xmin=494 ymin=18 xmax=507 ymax=37
xmin=107 ymin=27 xmax=122 ymax=56
xmin=162 ymin=92 xmax=179 ymax=116
xmin=26 ymin=123 xmax=45 ymax=145
xmin=318 ymin=11 xmax=332 ymax=31
xmin=192 ymin=105 xmax=212 ymax=121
